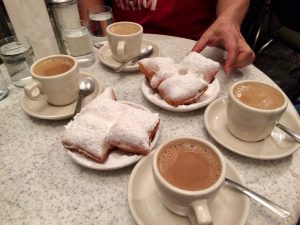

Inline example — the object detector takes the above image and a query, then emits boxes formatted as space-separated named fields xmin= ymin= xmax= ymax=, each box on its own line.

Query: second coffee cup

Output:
xmin=106 ymin=21 xmax=143 ymax=62
xmin=152 ymin=136 xmax=226 ymax=225
xmin=227 ymin=80 xmax=288 ymax=141
xmin=24 ymin=55 xmax=79 ymax=106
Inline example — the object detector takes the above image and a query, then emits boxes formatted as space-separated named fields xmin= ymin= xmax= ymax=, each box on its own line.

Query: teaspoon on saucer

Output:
xmin=224 ymin=178 xmax=290 ymax=218
xmin=73 ymin=76 xmax=95 ymax=116
xmin=93 ymin=41 xmax=107 ymax=49
xmin=114 ymin=45 xmax=154 ymax=73
xmin=276 ymin=123 xmax=300 ymax=144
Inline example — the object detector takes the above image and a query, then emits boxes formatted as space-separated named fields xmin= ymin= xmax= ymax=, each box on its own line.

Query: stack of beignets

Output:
xmin=139 ymin=52 xmax=220 ymax=106
xmin=62 ymin=88 xmax=160 ymax=163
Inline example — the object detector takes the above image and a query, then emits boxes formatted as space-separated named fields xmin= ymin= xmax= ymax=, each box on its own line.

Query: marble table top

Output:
xmin=1 ymin=34 xmax=299 ymax=225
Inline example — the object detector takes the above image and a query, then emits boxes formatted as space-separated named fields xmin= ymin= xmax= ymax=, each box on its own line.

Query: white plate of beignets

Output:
xmin=142 ymin=77 xmax=220 ymax=112
xmin=140 ymin=52 xmax=221 ymax=112
xmin=62 ymin=88 xmax=160 ymax=170
xmin=66 ymin=128 xmax=159 ymax=170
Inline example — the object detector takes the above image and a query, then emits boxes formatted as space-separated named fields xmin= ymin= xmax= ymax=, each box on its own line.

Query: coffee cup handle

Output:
xmin=188 ymin=199 xmax=212 ymax=225
xmin=117 ymin=41 xmax=125 ymax=60
xmin=24 ymin=80 xmax=45 ymax=101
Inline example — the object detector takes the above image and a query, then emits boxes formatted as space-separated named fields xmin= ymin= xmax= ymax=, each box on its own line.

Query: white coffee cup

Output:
xmin=106 ymin=21 xmax=143 ymax=62
xmin=24 ymin=54 xmax=79 ymax=106
xmin=227 ymin=80 xmax=288 ymax=141
xmin=152 ymin=136 xmax=226 ymax=225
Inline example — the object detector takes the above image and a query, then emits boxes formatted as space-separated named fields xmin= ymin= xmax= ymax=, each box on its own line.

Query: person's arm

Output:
xmin=78 ymin=0 xmax=105 ymax=22
xmin=192 ymin=0 xmax=255 ymax=74
xmin=216 ymin=0 xmax=249 ymax=26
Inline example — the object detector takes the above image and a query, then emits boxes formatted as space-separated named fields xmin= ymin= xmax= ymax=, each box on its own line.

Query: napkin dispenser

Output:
xmin=3 ymin=0 xmax=61 ymax=59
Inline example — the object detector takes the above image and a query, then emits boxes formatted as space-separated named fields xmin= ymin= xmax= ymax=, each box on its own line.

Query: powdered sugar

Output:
xmin=179 ymin=52 xmax=220 ymax=83
xmin=62 ymin=88 xmax=160 ymax=169
xmin=140 ymin=57 xmax=177 ymax=89
xmin=107 ymin=102 xmax=159 ymax=152
xmin=140 ymin=52 xmax=220 ymax=107
xmin=65 ymin=107 xmax=160 ymax=170
xmin=142 ymin=77 xmax=220 ymax=112
xmin=157 ymin=72 xmax=208 ymax=103
xmin=66 ymin=130 xmax=159 ymax=170
xmin=63 ymin=94 xmax=121 ymax=161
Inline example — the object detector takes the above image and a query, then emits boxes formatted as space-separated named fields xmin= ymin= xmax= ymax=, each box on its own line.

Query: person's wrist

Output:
xmin=215 ymin=16 xmax=241 ymax=29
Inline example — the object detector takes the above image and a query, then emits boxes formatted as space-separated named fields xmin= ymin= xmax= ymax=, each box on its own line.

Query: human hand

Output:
xmin=192 ymin=17 xmax=255 ymax=74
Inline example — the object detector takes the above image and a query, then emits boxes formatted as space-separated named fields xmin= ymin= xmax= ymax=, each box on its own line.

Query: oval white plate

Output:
xmin=204 ymin=97 xmax=300 ymax=160
xmin=97 ymin=39 xmax=160 ymax=72
xmin=20 ymin=73 xmax=100 ymax=120
xmin=142 ymin=77 xmax=220 ymax=112
xmin=128 ymin=151 xmax=250 ymax=225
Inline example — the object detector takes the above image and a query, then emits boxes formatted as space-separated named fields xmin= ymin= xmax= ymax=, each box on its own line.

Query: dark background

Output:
xmin=241 ymin=0 xmax=300 ymax=113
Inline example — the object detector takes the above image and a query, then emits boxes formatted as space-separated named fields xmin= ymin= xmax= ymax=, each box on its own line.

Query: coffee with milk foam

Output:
xmin=233 ymin=81 xmax=285 ymax=110
xmin=157 ymin=140 xmax=222 ymax=191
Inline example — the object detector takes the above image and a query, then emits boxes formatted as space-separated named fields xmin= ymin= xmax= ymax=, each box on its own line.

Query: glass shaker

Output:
xmin=49 ymin=0 xmax=95 ymax=66
xmin=49 ymin=0 xmax=81 ymax=53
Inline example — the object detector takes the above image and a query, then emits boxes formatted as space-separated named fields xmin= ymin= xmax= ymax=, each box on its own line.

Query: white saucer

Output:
xmin=20 ymin=73 xmax=100 ymax=120
xmin=128 ymin=151 xmax=250 ymax=225
xmin=66 ymin=129 xmax=159 ymax=170
xmin=97 ymin=39 xmax=160 ymax=72
xmin=204 ymin=97 xmax=300 ymax=160
xmin=141 ymin=77 xmax=220 ymax=112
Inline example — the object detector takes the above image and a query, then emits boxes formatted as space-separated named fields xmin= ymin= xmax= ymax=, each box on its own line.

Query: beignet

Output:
xmin=62 ymin=88 xmax=160 ymax=163
xmin=157 ymin=73 xmax=208 ymax=106
xmin=179 ymin=52 xmax=220 ymax=83
xmin=107 ymin=102 xmax=160 ymax=154
xmin=139 ymin=57 xmax=177 ymax=89
xmin=139 ymin=52 xmax=220 ymax=107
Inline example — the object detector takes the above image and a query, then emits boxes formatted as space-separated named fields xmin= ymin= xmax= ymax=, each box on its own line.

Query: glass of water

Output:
xmin=0 ymin=36 xmax=34 ymax=88
xmin=88 ymin=6 xmax=113 ymax=44
xmin=62 ymin=20 xmax=95 ymax=67
xmin=0 ymin=70 xmax=10 ymax=101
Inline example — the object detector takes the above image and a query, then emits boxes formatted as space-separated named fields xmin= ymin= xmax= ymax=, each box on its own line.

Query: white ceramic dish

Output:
xmin=20 ymin=73 xmax=100 ymax=120
xmin=97 ymin=39 xmax=160 ymax=72
xmin=204 ymin=97 xmax=300 ymax=160
xmin=141 ymin=77 xmax=220 ymax=112
xmin=128 ymin=151 xmax=250 ymax=225
xmin=66 ymin=129 xmax=159 ymax=170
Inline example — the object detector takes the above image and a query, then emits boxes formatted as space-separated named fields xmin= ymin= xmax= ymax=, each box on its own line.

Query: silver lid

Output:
xmin=49 ymin=0 xmax=77 ymax=6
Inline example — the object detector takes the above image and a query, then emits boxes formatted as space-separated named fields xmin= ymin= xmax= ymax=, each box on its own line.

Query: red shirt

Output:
xmin=112 ymin=0 xmax=217 ymax=40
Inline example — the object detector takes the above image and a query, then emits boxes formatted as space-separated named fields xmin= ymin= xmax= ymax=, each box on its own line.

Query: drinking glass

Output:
xmin=0 ymin=70 xmax=10 ymax=101
xmin=88 ymin=6 xmax=113 ymax=43
xmin=62 ymin=20 xmax=95 ymax=67
xmin=0 ymin=36 xmax=34 ymax=87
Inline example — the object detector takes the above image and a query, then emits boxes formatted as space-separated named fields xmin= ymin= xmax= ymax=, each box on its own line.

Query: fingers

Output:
xmin=235 ymin=48 xmax=255 ymax=68
xmin=224 ymin=38 xmax=255 ymax=73
xmin=223 ymin=38 xmax=238 ymax=74
xmin=224 ymin=45 xmax=255 ymax=73
xmin=192 ymin=20 xmax=255 ymax=73
xmin=192 ymin=36 xmax=209 ymax=52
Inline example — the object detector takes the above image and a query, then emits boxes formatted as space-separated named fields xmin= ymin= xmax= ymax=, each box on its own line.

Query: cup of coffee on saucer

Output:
xmin=24 ymin=54 xmax=79 ymax=106
xmin=152 ymin=136 xmax=226 ymax=225
xmin=227 ymin=80 xmax=288 ymax=142
xmin=106 ymin=21 xmax=143 ymax=63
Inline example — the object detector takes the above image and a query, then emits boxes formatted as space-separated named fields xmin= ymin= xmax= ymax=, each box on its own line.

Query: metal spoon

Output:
xmin=115 ymin=45 xmax=154 ymax=73
xmin=224 ymin=178 xmax=290 ymax=218
xmin=276 ymin=123 xmax=300 ymax=144
xmin=73 ymin=77 xmax=95 ymax=116
xmin=93 ymin=41 xmax=107 ymax=49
